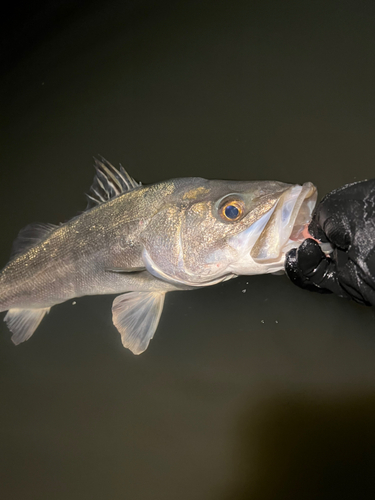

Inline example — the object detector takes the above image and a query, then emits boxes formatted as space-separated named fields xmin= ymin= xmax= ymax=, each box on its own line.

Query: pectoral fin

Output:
xmin=112 ymin=292 xmax=165 ymax=355
xmin=4 ymin=307 xmax=50 ymax=345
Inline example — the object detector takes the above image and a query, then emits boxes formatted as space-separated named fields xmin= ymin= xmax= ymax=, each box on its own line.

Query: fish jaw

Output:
xmin=228 ymin=182 xmax=317 ymax=275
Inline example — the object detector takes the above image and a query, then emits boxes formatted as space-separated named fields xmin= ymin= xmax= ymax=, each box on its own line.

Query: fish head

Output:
xmin=226 ymin=180 xmax=317 ymax=275
xmin=140 ymin=178 xmax=317 ymax=286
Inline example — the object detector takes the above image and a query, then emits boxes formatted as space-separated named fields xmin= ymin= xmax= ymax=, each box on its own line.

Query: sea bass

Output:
xmin=0 ymin=159 xmax=317 ymax=354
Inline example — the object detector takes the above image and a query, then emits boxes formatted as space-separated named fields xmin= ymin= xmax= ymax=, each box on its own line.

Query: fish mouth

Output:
xmin=250 ymin=182 xmax=317 ymax=268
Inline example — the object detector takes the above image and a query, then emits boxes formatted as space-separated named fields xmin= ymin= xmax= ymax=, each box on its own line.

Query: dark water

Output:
xmin=2 ymin=1 xmax=375 ymax=498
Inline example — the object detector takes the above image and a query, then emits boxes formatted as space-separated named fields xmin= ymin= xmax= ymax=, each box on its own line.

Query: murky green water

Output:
xmin=2 ymin=1 xmax=375 ymax=498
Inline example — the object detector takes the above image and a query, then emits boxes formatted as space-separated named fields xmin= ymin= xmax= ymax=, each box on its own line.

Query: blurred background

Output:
xmin=1 ymin=1 xmax=375 ymax=498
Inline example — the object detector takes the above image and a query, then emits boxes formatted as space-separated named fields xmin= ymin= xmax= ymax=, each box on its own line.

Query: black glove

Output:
xmin=285 ymin=179 xmax=375 ymax=306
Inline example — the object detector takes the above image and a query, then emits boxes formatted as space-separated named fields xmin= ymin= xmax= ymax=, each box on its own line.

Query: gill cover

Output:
xmin=140 ymin=204 xmax=235 ymax=287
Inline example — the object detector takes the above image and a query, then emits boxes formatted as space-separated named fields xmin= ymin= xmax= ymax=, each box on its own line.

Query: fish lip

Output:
xmin=249 ymin=182 xmax=318 ymax=264
xmin=279 ymin=182 xmax=318 ymax=255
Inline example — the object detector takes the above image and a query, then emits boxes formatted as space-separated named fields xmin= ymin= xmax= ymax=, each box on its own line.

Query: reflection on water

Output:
xmin=1 ymin=0 xmax=375 ymax=498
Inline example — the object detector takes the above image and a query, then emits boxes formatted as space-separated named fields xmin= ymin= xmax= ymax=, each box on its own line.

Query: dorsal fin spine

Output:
xmin=86 ymin=157 xmax=141 ymax=210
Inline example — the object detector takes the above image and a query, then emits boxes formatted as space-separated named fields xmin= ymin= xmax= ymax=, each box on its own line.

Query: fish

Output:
xmin=0 ymin=158 xmax=317 ymax=354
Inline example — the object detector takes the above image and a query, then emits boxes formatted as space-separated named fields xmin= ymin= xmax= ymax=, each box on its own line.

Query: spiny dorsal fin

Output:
xmin=10 ymin=222 xmax=58 ymax=259
xmin=86 ymin=157 xmax=141 ymax=209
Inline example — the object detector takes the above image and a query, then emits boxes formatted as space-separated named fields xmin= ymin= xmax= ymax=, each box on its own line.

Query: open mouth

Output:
xmin=250 ymin=182 xmax=318 ymax=264
xmin=280 ymin=182 xmax=318 ymax=252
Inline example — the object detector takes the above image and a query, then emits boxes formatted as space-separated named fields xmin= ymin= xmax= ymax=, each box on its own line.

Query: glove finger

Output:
xmin=312 ymin=259 xmax=349 ymax=298
xmin=285 ymin=239 xmax=347 ymax=296
xmin=334 ymin=258 xmax=374 ymax=305
xmin=296 ymin=239 xmax=326 ymax=276
xmin=285 ymin=244 xmax=331 ymax=294
xmin=309 ymin=179 xmax=375 ymax=249
xmin=307 ymin=217 xmax=329 ymax=242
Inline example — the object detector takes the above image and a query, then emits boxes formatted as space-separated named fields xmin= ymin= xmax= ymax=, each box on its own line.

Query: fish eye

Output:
xmin=220 ymin=200 xmax=244 ymax=222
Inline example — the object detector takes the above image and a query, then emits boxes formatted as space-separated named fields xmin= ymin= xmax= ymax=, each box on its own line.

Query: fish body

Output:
xmin=0 ymin=159 xmax=317 ymax=353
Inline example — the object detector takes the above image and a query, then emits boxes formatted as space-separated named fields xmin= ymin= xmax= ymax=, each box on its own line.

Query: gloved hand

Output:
xmin=285 ymin=179 xmax=375 ymax=306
